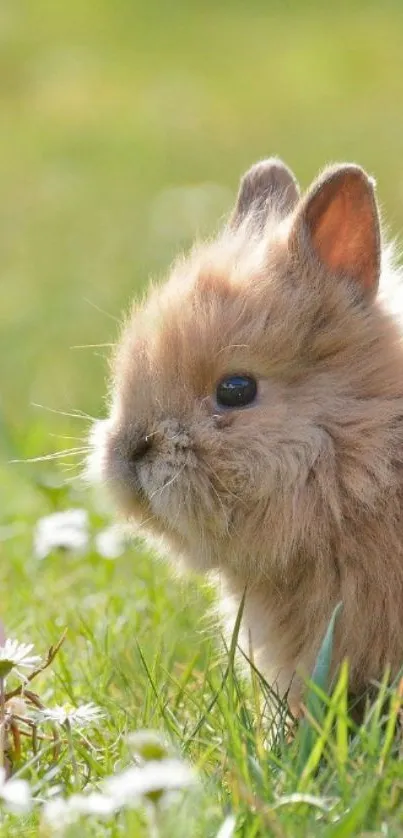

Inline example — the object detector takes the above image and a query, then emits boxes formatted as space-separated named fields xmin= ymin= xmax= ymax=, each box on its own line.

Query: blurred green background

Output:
xmin=2 ymin=0 xmax=403 ymax=516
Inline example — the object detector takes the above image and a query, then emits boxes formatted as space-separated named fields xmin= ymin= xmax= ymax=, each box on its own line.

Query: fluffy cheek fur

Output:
xmin=89 ymin=402 xmax=332 ymax=705
xmin=89 ymin=381 xmax=328 ymax=580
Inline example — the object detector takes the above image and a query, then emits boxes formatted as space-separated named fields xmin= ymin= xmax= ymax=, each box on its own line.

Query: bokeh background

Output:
xmin=2 ymin=0 xmax=403 ymax=516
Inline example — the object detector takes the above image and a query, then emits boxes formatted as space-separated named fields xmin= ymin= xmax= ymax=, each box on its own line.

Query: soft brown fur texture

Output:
xmin=88 ymin=157 xmax=403 ymax=709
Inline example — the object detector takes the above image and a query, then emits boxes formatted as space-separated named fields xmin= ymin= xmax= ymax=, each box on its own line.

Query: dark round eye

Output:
xmin=216 ymin=374 xmax=258 ymax=408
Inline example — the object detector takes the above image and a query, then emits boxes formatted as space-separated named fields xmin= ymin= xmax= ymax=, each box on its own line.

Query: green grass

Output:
xmin=2 ymin=0 xmax=403 ymax=834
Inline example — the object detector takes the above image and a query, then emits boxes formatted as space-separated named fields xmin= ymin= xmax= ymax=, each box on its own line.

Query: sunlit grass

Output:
xmin=2 ymin=0 xmax=403 ymax=834
xmin=1 ymin=486 xmax=403 ymax=836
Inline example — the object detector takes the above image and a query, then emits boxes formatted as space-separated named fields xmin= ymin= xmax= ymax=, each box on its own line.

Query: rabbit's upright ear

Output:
xmin=290 ymin=164 xmax=381 ymax=299
xmin=230 ymin=157 xmax=300 ymax=229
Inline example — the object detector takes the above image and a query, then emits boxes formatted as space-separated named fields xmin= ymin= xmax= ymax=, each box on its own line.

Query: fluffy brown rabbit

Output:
xmin=88 ymin=157 xmax=403 ymax=711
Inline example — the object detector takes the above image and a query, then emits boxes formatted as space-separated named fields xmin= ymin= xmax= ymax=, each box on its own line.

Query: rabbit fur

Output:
xmin=89 ymin=158 xmax=403 ymax=708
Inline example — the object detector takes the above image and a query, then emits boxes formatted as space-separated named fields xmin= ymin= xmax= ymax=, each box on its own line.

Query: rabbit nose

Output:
xmin=130 ymin=434 xmax=152 ymax=462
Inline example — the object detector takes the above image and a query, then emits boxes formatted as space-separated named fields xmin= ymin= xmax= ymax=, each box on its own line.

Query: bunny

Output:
xmin=88 ymin=157 xmax=403 ymax=711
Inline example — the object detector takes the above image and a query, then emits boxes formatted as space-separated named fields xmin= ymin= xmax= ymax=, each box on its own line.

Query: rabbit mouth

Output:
xmin=87 ymin=416 xmax=196 ymax=523
xmin=87 ymin=416 xmax=236 ymax=563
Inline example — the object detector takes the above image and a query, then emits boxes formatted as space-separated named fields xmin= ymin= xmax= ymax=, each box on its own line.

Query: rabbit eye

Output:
xmin=216 ymin=375 xmax=257 ymax=408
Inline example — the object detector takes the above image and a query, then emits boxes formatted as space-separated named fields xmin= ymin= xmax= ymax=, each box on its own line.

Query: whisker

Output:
xmin=148 ymin=465 xmax=186 ymax=502
xmin=10 ymin=447 xmax=90 ymax=464
xmin=143 ymin=430 xmax=160 ymax=441
xmin=138 ymin=513 xmax=154 ymax=529
xmin=64 ymin=473 xmax=84 ymax=485
xmin=70 ymin=343 xmax=115 ymax=350
xmin=62 ymin=453 xmax=91 ymax=471
xmin=48 ymin=433 xmax=87 ymax=442
xmin=31 ymin=403 xmax=97 ymax=422
xmin=83 ymin=298 xmax=120 ymax=323
xmin=62 ymin=458 xmax=89 ymax=476
xmin=60 ymin=462 xmax=81 ymax=472
xmin=71 ymin=409 xmax=98 ymax=421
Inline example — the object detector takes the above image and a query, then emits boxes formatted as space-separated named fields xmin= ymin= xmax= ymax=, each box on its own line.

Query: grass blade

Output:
xmin=296 ymin=602 xmax=342 ymax=778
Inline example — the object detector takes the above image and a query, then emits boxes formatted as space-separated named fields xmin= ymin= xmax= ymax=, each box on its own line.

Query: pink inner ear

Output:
xmin=307 ymin=172 xmax=380 ymax=296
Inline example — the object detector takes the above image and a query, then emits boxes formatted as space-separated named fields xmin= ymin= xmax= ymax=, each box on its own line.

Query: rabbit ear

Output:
xmin=230 ymin=157 xmax=300 ymax=229
xmin=290 ymin=164 xmax=381 ymax=299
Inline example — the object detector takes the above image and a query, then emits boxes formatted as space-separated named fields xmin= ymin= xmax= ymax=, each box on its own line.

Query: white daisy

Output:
xmin=38 ymin=702 xmax=105 ymax=728
xmin=42 ymin=791 xmax=117 ymax=831
xmin=68 ymin=792 xmax=117 ymax=817
xmin=0 ymin=639 xmax=41 ymax=679
xmin=0 ymin=767 xmax=32 ymax=814
xmin=216 ymin=815 xmax=236 ymax=838
xmin=126 ymin=729 xmax=170 ymax=761
xmin=104 ymin=758 xmax=197 ymax=806
xmin=33 ymin=509 xmax=89 ymax=560
xmin=94 ymin=524 xmax=126 ymax=559
xmin=42 ymin=757 xmax=197 ymax=830
xmin=42 ymin=797 xmax=77 ymax=833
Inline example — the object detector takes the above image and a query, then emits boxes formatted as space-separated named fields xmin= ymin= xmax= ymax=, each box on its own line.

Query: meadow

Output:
xmin=2 ymin=1 xmax=403 ymax=834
